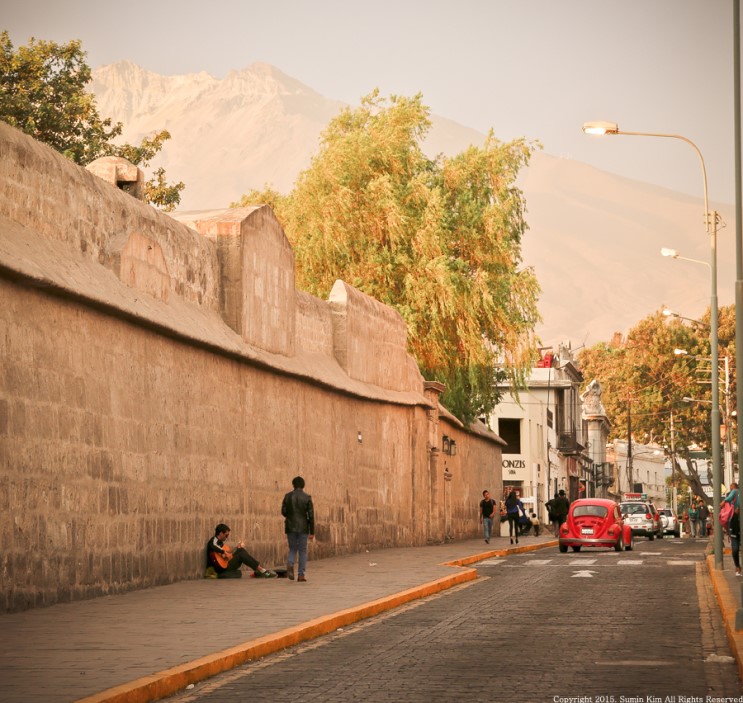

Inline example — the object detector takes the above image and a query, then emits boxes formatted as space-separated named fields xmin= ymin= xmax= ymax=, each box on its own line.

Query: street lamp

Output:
xmin=662 ymin=307 xmax=709 ymax=329
xmin=660 ymin=247 xmax=710 ymax=270
xmin=583 ymin=120 xmax=722 ymax=568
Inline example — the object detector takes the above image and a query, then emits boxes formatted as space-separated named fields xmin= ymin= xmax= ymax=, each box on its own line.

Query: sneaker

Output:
xmin=259 ymin=570 xmax=278 ymax=578
xmin=297 ymin=575 xmax=307 ymax=582
xmin=737 ymin=570 xmax=741 ymax=577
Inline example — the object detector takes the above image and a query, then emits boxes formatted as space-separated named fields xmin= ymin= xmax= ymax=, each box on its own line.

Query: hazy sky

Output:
xmin=4 ymin=0 xmax=738 ymax=204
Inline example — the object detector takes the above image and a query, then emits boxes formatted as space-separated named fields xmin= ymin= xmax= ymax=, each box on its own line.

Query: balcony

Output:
xmin=557 ymin=429 xmax=584 ymax=455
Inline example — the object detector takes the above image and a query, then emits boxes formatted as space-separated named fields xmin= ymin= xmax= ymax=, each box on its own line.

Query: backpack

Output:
xmin=719 ymin=500 xmax=735 ymax=530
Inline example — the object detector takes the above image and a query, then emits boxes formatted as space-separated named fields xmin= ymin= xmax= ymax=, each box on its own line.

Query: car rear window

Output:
xmin=621 ymin=503 xmax=648 ymax=515
xmin=574 ymin=505 xmax=608 ymax=518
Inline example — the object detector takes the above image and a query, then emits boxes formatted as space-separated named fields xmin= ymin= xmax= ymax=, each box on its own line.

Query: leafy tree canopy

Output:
xmin=234 ymin=91 xmax=540 ymax=422
xmin=0 ymin=32 xmax=184 ymax=210
xmin=578 ymin=305 xmax=737 ymax=502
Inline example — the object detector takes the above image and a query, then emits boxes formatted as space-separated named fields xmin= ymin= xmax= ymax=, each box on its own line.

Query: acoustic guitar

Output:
xmin=210 ymin=541 xmax=243 ymax=570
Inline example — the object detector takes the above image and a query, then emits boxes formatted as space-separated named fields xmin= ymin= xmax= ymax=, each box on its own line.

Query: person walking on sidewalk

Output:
xmin=698 ymin=499 xmax=710 ymax=537
xmin=504 ymin=488 xmax=526 ymax=544
xmin=479 ymin=490 xmax=496 ymax=544
xmin=688 ymin=501 xmax=699 ymax=538
xmin=282 ymin=475 xmax=315 ymax=582
xmin=530 ymin=512 xmax=541 ymax=536
xmin=545 ymin=493 xmax=559 ymax=536
xmin=552 ymin=490 xmax=570 ymax=536
xmin=206 ymin=524 xmax=277 ymax=578
xmin=725 ymin=483 xmax=741 ymax=576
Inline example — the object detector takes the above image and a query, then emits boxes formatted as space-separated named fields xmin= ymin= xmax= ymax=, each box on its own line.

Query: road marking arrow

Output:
xmin=572 ymin=570 xmax=597 ymax=578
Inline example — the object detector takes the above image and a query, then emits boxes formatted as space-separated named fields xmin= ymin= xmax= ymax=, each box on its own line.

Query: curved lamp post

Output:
xmin=583 ymin=121 xmax=722 ymax=568
xmin=660 ymin=247 xmax=710 ymax=270
xmin=662 ymin=306 xmax=709 ymax=329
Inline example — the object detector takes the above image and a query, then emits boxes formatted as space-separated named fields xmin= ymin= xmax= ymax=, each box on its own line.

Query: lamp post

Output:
xmin=583 ymin=121 xmax=722 ymax=568
xmin=662 ymin=306 xmax=709 ymax=329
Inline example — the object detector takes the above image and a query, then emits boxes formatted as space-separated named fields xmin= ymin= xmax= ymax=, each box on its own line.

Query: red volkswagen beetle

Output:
xmin=559 ymin=498 xmax=634 ymax=553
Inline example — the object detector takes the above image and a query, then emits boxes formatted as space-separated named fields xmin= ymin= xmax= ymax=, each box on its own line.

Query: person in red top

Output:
xmin=205 ymin=524 xmax=276 ymax=578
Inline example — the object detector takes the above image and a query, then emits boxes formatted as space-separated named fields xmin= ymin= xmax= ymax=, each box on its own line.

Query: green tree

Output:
xmin=578 ymin=306 xmax=737 ymax=503
xmin=0 ymin=32 xmax=120 ymax=163
xmin=234 ymin=91 xmax=540 ymax=422
xmin=116 ymin=130 xmax=185 ymax=211
xmin=0 ymin=32 xmax=184 ymax=210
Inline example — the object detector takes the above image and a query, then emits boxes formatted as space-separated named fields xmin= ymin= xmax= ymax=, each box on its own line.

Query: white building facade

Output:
xmin=607 ymin=439 xmax=667 ymax=507
xmin=489 ymin=344 xmax=590 ymax=522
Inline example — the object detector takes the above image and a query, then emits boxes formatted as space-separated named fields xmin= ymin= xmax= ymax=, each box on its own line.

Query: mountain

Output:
xmin=90 ymin=61 xmax=735 ymax=349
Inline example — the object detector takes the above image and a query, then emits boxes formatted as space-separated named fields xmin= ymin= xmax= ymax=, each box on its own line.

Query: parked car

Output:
xmin=659 ymin=508 xmax=681 ymax=537
xmin=619 ymin=500 xmax=662 ymax=540
xmin=559 ymin=498 xmax=634 ymax=553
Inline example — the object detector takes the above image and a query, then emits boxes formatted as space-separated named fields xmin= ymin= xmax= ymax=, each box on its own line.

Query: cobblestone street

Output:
xmin=165 ymin=539 xmax=741 ymax=703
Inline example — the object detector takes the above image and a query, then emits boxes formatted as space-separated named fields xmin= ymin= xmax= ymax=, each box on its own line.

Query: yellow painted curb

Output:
xmin=76 ymin=541 xmax=557 ymax=703
xmin=707 ymin=554 xmax=743 ymax=683
xmin=74 ymin=567 xmax=476 ymax=703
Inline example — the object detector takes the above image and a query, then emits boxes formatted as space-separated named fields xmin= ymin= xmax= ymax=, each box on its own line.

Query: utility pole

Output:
xmin=627 ymin=401 xmax=633 ymax=494
xmin=670 ymin=411 xmax=677 ymax=513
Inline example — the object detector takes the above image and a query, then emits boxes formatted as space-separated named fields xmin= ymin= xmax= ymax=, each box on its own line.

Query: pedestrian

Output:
xmin=698 ymin=500 xmax=709 ymax=537
xmin=530 ymin=512 xmax=541 ymax=537
xmin=545 ymin=493 xmax=559 ymax=536
xmin=518 ymin=510 xmax=532 ymax=535
xmin=552 ymin=489 xmax=570 ymax=535
xmin=504 ymin=488 xmax=526 ymax=545
xmin=205 ymin=524 xmax=277 ymax=578
xmin=725 ymin=483 xmax=741 ymax=576
xmin=479 ymin=490 xmax=496 ymax=544
xmin=281 ymin=475 xmax=315 ymax=582
xmin=688 ymin=501 xmax=699 ymax=538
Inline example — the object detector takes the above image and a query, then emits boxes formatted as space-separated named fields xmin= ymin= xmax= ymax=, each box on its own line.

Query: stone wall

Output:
xmin=0 ymin=122 xmax=504 ymax=613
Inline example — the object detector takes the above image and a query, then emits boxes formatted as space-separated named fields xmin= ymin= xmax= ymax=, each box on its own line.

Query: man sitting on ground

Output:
xmin=206 ymin=523 xmax=277 ymax=578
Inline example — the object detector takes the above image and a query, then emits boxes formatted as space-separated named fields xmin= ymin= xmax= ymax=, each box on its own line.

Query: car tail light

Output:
xmin=646 ymin=513 xmax=652 ymax=519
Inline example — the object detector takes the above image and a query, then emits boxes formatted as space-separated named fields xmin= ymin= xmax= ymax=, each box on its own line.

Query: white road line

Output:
xmin=525 ymin=559 xmax=553 ymax=566
xmin=569 ymin=559 xmax=596 ymax=565
xmin=617 ymin=560 xmax=644 ymax=565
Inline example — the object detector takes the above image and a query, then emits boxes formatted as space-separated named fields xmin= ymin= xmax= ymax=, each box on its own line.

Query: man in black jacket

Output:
xmin=281 ymin=475 xmax=315 ymax=582
xmin=553 ymin=489 xmax=570 ymax=534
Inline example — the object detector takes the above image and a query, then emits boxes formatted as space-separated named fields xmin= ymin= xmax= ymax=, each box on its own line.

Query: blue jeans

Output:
xmin=287 ymin=532 xmax=309 ymax=576
xmin=483 ymin=517 xmax=493 ymax=541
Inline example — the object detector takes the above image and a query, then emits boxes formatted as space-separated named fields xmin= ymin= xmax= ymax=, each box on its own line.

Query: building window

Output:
xmin=499 ymin=418 xmax=521 ymax=455
xmin=547 ymin=409 xmax=553 ymax=429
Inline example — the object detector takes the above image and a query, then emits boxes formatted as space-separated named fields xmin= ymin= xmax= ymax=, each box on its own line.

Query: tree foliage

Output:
xmin=0 ymin=32 xmax=184 ymax=210
xmin=578 ymin=305 xmax=737 ymax=503
xmin=234 ymin=91 xmax=540 ymax=423
xmin=117 ymin=130 xmax=185 ymax=211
